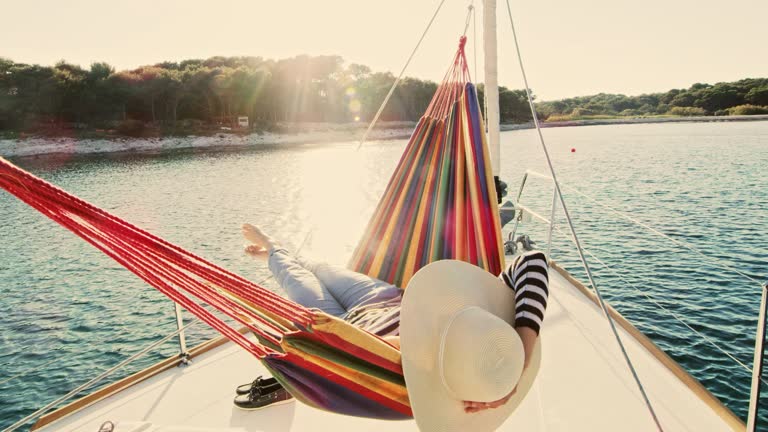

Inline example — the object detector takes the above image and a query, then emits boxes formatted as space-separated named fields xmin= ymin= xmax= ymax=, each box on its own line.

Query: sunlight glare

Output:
xmin=296 ymin=147 xmax=373 ymax=265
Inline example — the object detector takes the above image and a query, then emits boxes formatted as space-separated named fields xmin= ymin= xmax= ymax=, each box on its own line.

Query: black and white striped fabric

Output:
xmin=499 ymin=251 xmax=549 ymax=334
xmin=348 ymin=251 xmax=550 ymax=337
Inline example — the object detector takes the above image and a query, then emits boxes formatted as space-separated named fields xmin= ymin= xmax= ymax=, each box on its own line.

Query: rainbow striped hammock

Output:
xmin=0 ymin=38 xmax=503 ymax=420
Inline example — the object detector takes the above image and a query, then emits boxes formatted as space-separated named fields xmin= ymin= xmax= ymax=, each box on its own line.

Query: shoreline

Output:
xmin=502 ymin=113 xmax=768 ymax=131
xmin=0 ymin=123 xmax=417 ymax=159
xmin=2 ymin=115 xmax=767 ymax=159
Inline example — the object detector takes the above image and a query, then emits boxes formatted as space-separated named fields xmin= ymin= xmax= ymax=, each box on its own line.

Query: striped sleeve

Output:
xmin=499 ymin=251 xmax=549 ymax=335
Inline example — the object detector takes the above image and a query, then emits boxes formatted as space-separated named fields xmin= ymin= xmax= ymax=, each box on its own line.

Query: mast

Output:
xmin=483 ymin=0 xmax=501 ymax=179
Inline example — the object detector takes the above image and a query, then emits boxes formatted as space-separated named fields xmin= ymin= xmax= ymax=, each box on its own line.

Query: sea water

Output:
xmin=1 ymin=121 xmax=766 ymax=429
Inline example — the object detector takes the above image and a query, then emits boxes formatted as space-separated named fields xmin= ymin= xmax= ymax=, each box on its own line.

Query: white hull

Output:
xmin=33 ymin=264 xmax=742 ymax=432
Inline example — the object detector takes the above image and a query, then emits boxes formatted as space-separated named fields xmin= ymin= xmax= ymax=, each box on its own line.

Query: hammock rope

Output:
xmin=0 ymin=154 xmax=411 ymax=418
xmin=0 ymin=36 xmax=501 ymax=421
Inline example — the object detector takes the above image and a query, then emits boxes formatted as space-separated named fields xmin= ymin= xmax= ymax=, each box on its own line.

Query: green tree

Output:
xmin=693 ymin=84 xmax=743 ymax=113
xmin=135 ymin=66 xmax=167 ymax=122
xmin=745 ymin=86 xmax=768 ymax=106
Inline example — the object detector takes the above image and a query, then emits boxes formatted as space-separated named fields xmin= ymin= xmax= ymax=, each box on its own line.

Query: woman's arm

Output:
xmin=515 ymin=327 xmax=537 ymax=370
xmin=463 ymin=326 xmax=538 ymax=413
xmin=464 ymin=251 xmax=549 ymax=413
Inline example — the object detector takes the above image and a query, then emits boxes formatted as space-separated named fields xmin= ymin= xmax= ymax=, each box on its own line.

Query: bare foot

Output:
xmin=244 ymin=244 xmax=269 ymax=261
xmin=241 ymin=223 xmax=275 ymax=250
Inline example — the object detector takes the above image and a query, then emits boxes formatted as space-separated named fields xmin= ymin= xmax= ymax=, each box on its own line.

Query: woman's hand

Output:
xmin=463 ymin=326 xmax=538 ymax=414
xmin=463 ymin=387 xmax=517 ymax=413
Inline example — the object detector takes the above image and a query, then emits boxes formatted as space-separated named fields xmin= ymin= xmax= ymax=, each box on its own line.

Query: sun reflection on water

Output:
xmin=295 ymin=145 xmax=377 ymax=265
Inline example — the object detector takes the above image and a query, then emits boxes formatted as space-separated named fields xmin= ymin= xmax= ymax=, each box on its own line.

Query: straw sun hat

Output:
xmin=400 ymin=260 xmax=542 ymax=432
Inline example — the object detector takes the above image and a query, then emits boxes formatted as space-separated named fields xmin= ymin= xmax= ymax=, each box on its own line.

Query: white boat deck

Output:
xmin=35 ymin=264 xmax=742 ymax=432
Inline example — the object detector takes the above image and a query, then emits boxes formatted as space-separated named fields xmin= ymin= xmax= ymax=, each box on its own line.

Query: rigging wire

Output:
xmin=480 ymin=0 xmax=488 ymax=132
xmin=293 ymin=0 xmax=450 ymax=263
xmin=501 ymin=1 xmax=664 ymax=430
xmin=356 ymin=0 xmax=448 ymax=150
xmin=462 ymin=3 xmax=474 ymax=36
xmin=472 ymin=0 xmax=478 ymax=80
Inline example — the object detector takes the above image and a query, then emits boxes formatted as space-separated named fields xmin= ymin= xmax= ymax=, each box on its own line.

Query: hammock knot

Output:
xmin=458 ymin=35 xmax=467 ymax=51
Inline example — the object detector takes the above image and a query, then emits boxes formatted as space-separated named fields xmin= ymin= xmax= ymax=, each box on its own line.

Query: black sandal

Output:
xmin=98 ymin=421 xmax=114 ymax=432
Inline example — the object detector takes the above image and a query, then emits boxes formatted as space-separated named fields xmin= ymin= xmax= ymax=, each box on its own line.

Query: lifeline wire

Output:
xmin=562 ymin=184 xmax=763 ymax=286
xmin=502 ymin=1 xmax=664 ymax=430
xmin=521 ymin=172 xmax=767 ymax=380
xmin=547 ymin=221 xmax=767 ymax=386
xmin=521 ymin=169 xmax=763 ymax=287
xmin=0 ymin=358 xmax=59 ymax=387
xmin=3 ymin=320 xmax=200 ymax=432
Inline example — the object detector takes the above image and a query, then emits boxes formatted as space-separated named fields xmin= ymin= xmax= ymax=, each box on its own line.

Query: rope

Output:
xmin=502 ymin=1 xmax=664 ymax=430
xmin=356 ymin=0 xmax=447 ymax=150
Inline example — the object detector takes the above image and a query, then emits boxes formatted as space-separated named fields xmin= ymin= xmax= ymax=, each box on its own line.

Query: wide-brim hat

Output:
xmin=400 ymin=260 xmax=542 ymax=432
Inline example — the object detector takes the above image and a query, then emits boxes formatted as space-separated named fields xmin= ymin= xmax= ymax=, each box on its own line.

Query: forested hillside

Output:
xmin=1 ymin=55 xmax=765 ymax=136
xmin=537 ymin=79 xmax=768 ymax=120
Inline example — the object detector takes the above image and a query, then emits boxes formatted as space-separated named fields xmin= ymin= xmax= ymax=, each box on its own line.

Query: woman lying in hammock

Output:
xmin=233 ymin=223 xmax=549 ymax=415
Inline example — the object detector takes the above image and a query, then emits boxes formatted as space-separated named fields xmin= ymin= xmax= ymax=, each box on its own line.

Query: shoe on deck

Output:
xmin=233 ymin=384 xmax=294 ymax=410
xmin=235 ymin=375 xmax=279 ymax=395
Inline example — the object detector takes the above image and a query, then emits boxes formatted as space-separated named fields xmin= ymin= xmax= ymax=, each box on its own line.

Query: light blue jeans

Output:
xmin=267 ymin=248 xmax=402 ymax=318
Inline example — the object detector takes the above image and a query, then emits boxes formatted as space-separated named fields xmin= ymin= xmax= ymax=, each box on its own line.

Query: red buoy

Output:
xmin=571 ymin=148 xmax=576 ymax=153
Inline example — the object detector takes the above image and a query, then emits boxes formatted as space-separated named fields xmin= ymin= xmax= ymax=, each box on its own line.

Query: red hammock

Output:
xmin=0 ymin=36 xmax=500 ymax=420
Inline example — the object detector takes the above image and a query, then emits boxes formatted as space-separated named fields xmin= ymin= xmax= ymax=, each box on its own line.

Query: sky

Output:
xmin=2 ymin=0 xmax=766 ymax=101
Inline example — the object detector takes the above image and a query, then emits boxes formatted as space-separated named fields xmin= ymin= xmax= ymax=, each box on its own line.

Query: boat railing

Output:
xmin=6 ymin=250 xmax=293 ymax=432
xmin=3 ymin=318 xmax=200 ymax=432
xmin=506 ymin=169 xmax=767 ymax=430
xmin=173 ymin=303 xmax=190 ymax=365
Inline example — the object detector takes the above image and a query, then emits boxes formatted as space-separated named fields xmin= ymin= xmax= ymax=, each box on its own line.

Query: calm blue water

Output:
xmin=1 ymin=121 xmax=766 ymax=430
